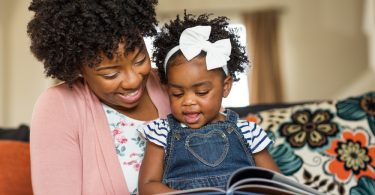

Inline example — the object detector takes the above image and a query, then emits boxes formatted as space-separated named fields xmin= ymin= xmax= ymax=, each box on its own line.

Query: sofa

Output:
xmin=0 ymin=124 xmax=32 ymax=195
xmin=1 ymin=92 xmax=374 ymax=195
xmin=230 ymin=91 xmax=375 ymax=195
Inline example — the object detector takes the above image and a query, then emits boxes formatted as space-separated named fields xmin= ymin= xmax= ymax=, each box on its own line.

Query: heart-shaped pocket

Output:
xmin=185 ymin=129 xmax=229 ymax=167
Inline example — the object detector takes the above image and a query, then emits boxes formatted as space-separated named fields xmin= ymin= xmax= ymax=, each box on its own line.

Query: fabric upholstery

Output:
xmin=0 ymin=125 xmax=32 ymax=195
xmin=241 ymin=91 xmax=375 ymax=195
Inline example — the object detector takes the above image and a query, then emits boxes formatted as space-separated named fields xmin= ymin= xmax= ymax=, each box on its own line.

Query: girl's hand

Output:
xmin=138 ymin=141 xmax=177 ymax=195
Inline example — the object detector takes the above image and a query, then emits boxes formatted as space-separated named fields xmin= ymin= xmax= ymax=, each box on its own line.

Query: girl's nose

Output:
xmin=182 ymin=94 xmax=196 ymax=106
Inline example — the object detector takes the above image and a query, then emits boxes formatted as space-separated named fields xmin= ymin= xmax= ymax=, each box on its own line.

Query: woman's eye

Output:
xmin=135 ymin=55 xmax=146 ymax=65
xmin=102 ymin=72 xmax=118 ymax=79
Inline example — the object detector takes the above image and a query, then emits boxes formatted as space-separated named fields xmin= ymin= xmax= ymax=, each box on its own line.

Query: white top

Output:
xmin=138 ymin=118 xmax=273 ymax=154
xmin=103 ymin=104 xmax=148 ymax=194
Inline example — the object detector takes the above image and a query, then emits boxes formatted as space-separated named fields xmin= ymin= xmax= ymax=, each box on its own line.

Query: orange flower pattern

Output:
xmin=324 ymin=128 xmax=375 ymax=183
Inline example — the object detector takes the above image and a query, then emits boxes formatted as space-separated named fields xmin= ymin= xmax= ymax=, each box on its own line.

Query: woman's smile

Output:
xmin=116 ymin=86 xmax=144 ymax=104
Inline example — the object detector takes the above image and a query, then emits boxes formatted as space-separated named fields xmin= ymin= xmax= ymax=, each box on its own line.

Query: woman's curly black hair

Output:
xmin=27 ymin=0 xmax=158 ymax=85
xmin=152 ymin=11 xmax=249 ymax=84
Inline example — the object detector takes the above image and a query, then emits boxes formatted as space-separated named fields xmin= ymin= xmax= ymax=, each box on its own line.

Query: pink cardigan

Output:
xmin=30 ymin=71 xmax=170 ymax=195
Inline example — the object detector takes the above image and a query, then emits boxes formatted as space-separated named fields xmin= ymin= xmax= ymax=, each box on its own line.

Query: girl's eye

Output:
xmin=102 ymin=72 xmax=119 ymax=79
xmin=170 ymin=90 xmax=183 ymax=97
xmin=172 ymin=93 xmax=183 ymax=97
xmin=196 ymin=91 xmax=209 ymax=96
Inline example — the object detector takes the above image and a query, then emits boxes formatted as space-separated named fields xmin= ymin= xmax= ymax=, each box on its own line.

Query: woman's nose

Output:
xmin=120 ymin=69 xmax=141 ymax=89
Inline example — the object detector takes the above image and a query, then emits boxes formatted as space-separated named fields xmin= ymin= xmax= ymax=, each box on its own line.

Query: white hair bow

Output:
xmin=163 ymin=26 xmax=231 ymax=75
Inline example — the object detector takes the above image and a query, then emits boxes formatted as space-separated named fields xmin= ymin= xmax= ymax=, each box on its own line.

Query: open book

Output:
xmin=159 ymin=167 xmax=325 ymax=195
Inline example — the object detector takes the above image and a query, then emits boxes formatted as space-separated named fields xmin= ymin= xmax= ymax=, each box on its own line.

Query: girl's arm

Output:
xmin=138 ymin=141 xmax=178 ymax=195
xmin=253 ymin=149 xmax=281 ymax=173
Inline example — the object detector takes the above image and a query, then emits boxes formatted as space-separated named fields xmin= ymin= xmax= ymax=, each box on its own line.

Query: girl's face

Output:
xmin=81 ymin=41 xmax=152 ymax=115
xmin=167 ymin=55 xmax=233 ymax=129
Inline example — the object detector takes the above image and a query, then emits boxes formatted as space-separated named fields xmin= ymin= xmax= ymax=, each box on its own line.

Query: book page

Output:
xmin=158 ymin=187 xmax=225 ymax=195
xmin=227 ymin=167 xmax=325 ymax=195
xmin=228 ymin=178 xmax=312 ymax=195
xmin=231 ymin=184 xmax=303 ymax=195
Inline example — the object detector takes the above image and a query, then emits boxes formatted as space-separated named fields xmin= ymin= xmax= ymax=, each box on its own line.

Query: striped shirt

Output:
xmin=138 ymin=119 xmax=272 ymax=154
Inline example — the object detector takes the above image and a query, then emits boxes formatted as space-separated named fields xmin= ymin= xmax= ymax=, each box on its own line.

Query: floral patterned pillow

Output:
xmin=245 ymin=91 xmax=375 ymax=195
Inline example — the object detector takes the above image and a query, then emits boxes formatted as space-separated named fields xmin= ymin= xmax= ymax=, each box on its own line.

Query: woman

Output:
xmin=27 ymin=0 xmax=169 ymax=194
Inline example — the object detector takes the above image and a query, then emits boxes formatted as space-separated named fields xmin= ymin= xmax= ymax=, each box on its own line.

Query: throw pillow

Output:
xmin=244 ymin=91 xmax=375 ymax=195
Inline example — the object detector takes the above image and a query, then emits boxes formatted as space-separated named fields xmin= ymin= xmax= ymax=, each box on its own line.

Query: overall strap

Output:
xmin=166 ymin=114 xmax=181 ymax=130
xmin=224 ymin=109 xmax=239 ymax=123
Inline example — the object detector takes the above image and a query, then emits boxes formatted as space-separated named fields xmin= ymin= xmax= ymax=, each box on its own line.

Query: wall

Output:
xmin=0 ymin=0 xmax=53 ymax=127
xmin=0 ymin=1 xmax=6 ymax=126
xmin=337 ymin=0 xmax=375 ymax=99
xmin=278 ymin=0 xmax=369 ymax=101
xmin=364 ymin=0 xmax=375 ymax=72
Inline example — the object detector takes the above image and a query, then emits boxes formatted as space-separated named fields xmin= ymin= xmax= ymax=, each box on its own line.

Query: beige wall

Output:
xmin=278 ymin=0 xmax=370 ymax=101
xmin=364 ymin=0 xmax=375 ymax=72
xmin=0 ymin=0 xmax=53 ymax=127
xmin=0 ymin=1 xmax=5 ymax=126
xmin=1 ymin=0 xmax=374 ymax=127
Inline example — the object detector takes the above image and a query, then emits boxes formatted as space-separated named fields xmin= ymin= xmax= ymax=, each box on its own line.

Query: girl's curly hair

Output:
xmin=27 ymin=0 xmax=158 ymax=85
xmin=152 ymin=11 xmax=249 ymax=84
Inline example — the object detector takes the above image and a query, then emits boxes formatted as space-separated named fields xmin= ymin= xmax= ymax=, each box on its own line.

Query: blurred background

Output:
xmin=1 ymin=0 xmax=374 ymax=127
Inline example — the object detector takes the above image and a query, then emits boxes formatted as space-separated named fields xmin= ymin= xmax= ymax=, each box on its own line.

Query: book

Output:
xmin=159 ymin=166 xmax=325 ymax=195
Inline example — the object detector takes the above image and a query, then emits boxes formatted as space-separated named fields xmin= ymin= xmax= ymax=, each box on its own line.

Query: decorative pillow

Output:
xmin=0 ymin=125 xmax=32 ymax=195
xmin=244 ymin=91 xmax=375 ymax=195
xmin=0 ymin=124 xmax=30 ymax=141
xmin=0 ymin=141 xmax=32 ymax=195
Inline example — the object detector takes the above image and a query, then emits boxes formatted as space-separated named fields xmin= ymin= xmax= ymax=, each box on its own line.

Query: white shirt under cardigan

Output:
xmin=103 ymin=104 xmax=148 ymax=194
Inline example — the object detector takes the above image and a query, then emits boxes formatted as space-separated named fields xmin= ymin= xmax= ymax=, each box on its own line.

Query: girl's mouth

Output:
xmin=183 ymin=112 xmax=201 ymax=124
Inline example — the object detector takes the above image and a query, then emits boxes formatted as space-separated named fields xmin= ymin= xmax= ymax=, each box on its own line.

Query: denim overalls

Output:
xmin=162 ymin=109 xmax=256 ymax=190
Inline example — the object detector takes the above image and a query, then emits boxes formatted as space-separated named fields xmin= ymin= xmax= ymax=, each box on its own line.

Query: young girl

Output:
xmin=138 ymin=12 xmax=280 ymax=195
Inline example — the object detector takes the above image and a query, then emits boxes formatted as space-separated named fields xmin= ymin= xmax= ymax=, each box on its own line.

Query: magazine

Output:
xmin=159 ymin=167 xmax=325 ymax=195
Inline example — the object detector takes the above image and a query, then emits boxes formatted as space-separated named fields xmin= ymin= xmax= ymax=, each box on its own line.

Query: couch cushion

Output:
xmin=243 ymin=92 xmax=375 ymax=195
xmin=0 ymin=141 xmax=32 ymax=195
xmin=0 ymin=125 xmax=32 ymax=195
xmin=227 ymin=101 xmax=310 ymax=118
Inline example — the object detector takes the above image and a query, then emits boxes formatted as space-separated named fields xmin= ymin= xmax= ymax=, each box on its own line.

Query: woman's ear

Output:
xmin=223 ymin=76 xmax=233 ymax=98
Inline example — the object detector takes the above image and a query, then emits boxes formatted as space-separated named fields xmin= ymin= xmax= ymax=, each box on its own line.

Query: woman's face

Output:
xmin=81 ymin=41 xmax=151 ymax=114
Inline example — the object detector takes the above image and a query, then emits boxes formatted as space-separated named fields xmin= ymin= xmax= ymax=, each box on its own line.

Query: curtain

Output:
xmin=243 ymin=10 xmax=283 ymax=104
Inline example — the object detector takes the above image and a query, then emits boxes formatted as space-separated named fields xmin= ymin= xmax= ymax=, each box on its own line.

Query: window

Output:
xmin=222 ymin=24 xmax=249 ymax=108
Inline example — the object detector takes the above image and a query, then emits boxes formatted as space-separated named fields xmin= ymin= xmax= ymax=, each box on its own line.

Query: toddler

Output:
xmin=138 ymin=12 xmax=280 ymax=195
